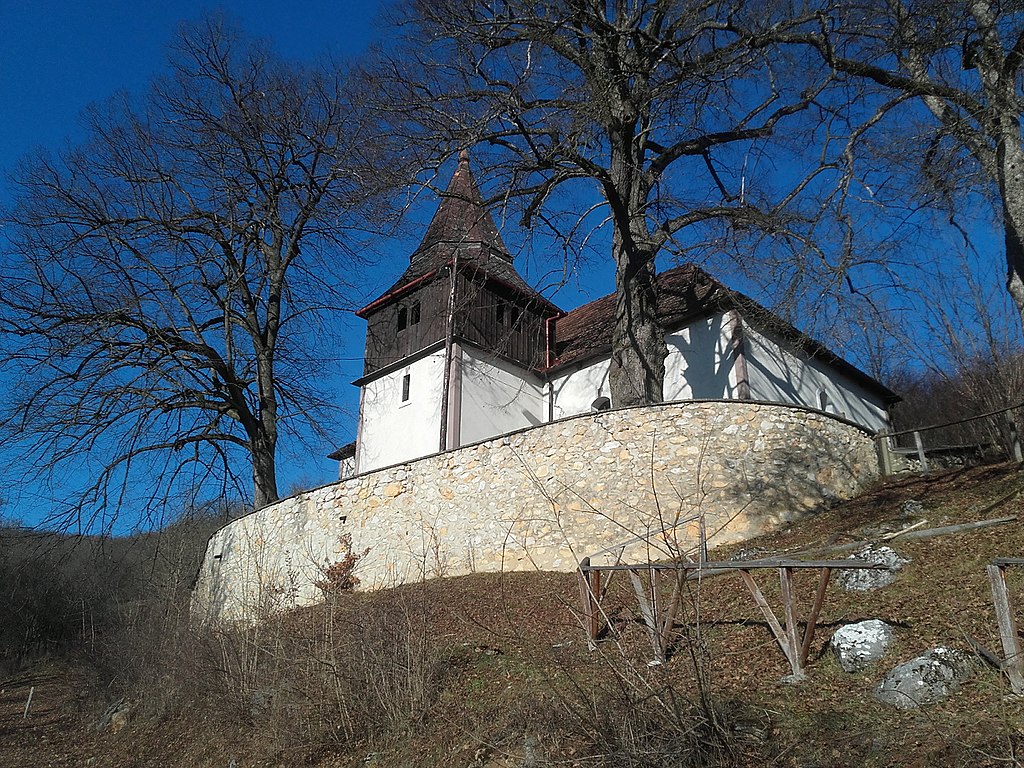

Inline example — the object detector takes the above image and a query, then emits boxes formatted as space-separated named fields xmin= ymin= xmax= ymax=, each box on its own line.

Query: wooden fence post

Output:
xmin=913 ymin=430 xmax=929 ymax=473
xmin=577 ymin=557 xmax=601 ymax=644
xmin=876 ymin=429 xmax=893 ymax=477
xmin=1006 ymin=414 xmax=1023 ymax=463
xmin=987 ymin=562 xmax=1024 ymax=695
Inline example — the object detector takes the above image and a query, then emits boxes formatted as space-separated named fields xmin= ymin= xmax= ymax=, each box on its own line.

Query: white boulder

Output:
xmin=837 ymin=545 xmax=911 ymax=591
xmin=830 ymin=619 xmax=894 ymax=672
xmin=875 ymin=647 xmax=975 ymax=709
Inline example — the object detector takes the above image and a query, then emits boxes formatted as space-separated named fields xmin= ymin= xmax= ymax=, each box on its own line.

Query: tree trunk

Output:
xmin=605 ymin=127 xmax=667 ymax=407
xmin=608 ymin=228 xmax=666 ymax=406
xmin=251 ymin=430 xmax=279 ymax=509
xmin=997 ymin=133 xmax=1024 ymax=330
xmin=252 ymin=346 xmax=280 ymax=508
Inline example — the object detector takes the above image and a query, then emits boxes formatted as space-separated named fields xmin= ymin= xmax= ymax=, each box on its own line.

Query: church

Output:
xmin=338 ymin=154 xmax=897 ymax=477
xmin=193 ymin=155 xmax=902 ymax=621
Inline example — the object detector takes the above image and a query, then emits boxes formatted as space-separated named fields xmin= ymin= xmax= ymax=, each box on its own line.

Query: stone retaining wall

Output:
xmin=192 ymin=401 xmax=879 ymax=621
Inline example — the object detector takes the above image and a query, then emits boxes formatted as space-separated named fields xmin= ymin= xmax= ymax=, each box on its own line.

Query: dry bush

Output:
xmin=314 ymin=533 xmax=369 ymax=596
xmin=890 ymin=353 xmax=1024 ymax=457
xmin=512 ymin=667 xmax=743 ymax=768
xmin=104 ymin=582 xmax=450 ymax=759
xmin=249 ymin=588 xmax=446 ymax=752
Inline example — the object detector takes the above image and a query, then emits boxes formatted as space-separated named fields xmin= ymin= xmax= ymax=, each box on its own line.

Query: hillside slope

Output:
xmin=1 ymin=463 xmax=1022 ymax=768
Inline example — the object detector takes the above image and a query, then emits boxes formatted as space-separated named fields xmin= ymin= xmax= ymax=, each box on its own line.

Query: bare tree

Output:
xmin=785 ymin=1 xmax=1024 ymax=330
xmin=1 ymin=18 xmax=395 ymax=521
xmin=889 ymin=249 xmax=1024 ymax=453
xmin=377 ymin=0 xmax=827 ymax=406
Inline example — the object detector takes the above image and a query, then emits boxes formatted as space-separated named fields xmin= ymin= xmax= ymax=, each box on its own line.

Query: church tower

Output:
xmin=353 ymin=154 xmax=561 ymax=473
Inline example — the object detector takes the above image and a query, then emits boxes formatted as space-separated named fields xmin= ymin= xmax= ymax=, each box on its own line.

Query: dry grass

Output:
xmin=1 ymin=462 xmax=1023 ymax=767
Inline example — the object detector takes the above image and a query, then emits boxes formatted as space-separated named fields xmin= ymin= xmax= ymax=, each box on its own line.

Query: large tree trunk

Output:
xmin=997 ymin=133 xmax=1024 ymax=330
xmin=608 ymin=229 xmax=666 ymax=406
xmin=251 ymin=430 xmax=279 ymax=509
xmin=252 ymin=348 xmax=280 ymax=508
xmin=606 ymin=129 xmax=667 ymax=407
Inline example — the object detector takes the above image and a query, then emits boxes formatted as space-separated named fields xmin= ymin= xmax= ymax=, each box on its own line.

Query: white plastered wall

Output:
xmin=743 ymin=325 xmax=889 ymax=432
xmin=459 ymin=348 xmax=546 ymax=445
xmin=664 ymin=313 xmax=737 ymax=400
xmin=356 ymin=350 xmax=446 ymax=473
xmin=549 ymin=358 xmax=612 ymax=419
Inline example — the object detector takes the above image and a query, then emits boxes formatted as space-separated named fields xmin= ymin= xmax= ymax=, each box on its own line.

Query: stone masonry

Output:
xmin=192 ymin=400 xmax=879 ymax=621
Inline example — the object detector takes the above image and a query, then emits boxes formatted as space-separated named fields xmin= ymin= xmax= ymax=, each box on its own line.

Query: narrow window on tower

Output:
xmin=496 ymin=300 xmax=506 ymax=326
xmin=401 ymin=373 xmax=411 ymax=403
xmin=410 ymin=300 xmax=421 ymax=325
xmin=397 ymin=305 xmax=408 ymax=332
xmin=510 ymin=304 xmax=521 ymax=327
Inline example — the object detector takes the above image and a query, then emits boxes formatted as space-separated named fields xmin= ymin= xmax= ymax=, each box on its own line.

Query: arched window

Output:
xmin=397 ymin=305 xmax=408 ymax=332
xmin=818 ymin=390 xmax=829 ymax=412
xmin=410 ymin=300 xmax=421 ymax=325
xmin=591 ymin=396 xmax=611 ymax=412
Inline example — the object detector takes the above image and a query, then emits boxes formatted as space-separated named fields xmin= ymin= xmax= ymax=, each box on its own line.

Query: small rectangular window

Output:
xmin=401 ymin=373 xmax=411 ymax=402
xmin=410 ymin=301 xmax=421 ymax=325
xmin=397 ymin=306 xmax=408 ymax=332
xmin=496 ymin=301 xmax=506 ymax=325
xmin=510 ymin=305 xmax=521 ymax=326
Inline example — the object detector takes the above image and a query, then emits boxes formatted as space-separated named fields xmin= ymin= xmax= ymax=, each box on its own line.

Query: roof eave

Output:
xmin=355 ymin=268 xmax=442 ymax=318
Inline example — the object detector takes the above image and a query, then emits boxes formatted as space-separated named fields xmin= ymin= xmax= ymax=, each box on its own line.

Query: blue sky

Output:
xmin=0 ymin=1 xmax=385 ymax=160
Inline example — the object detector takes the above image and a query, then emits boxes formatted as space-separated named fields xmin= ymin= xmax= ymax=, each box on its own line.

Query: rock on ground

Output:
xmin=837 ymin=545 xmax=911 ymax=591
xmin=830 ymin=619 xmax=894 ymax=672
xmin=874 ymin=647 xmax=975 ymax=710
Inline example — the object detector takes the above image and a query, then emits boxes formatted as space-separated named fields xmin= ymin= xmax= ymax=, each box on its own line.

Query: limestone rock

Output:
xmin=837 ymin=545 xmax=910 ymax=591
xmin=830 ymin=619 xmax=894 ymax=672
xmin=874 ymin=647 xmax=975 ymax=709
xmin=899 ymin=498 xmax=924 ymax=517
xmin=94 ymin=698 xmax=131 ymax=733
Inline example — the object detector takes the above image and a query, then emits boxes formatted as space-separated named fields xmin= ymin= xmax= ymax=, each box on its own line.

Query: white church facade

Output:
xmin=341 ymin=155 xmax=897 ymax=476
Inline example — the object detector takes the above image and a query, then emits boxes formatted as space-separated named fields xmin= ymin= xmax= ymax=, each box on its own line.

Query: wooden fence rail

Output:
xmin=578 ymin=557 xmax=887 ymax=680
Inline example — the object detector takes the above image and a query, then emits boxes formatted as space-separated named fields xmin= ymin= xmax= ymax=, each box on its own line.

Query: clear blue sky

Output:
xmin=0 ymin=1 xmax=382 ymax=165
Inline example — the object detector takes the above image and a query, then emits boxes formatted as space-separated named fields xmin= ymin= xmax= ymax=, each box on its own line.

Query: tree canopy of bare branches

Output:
xmin=0 ymin=18 xmax=395 ymax=521
xmin=378 ymin=0 xmax=827 ymax=406
xmin=784 ymin=0 xmax=1024 ymax=331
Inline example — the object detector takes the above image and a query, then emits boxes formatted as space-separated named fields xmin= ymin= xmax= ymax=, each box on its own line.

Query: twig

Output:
xmin=963 ymin=632 xmax=1003 ymax=671
xmin=879 ymin=519 xmax=928 ymax=540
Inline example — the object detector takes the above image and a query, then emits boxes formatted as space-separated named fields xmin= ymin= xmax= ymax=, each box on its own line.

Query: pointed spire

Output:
xmin=411 ymin=152 xmax=511 ymax=263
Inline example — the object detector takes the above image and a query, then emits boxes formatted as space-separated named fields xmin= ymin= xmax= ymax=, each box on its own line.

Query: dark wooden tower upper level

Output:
xmin=357 ymin=154 xmax=561 ymax=376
